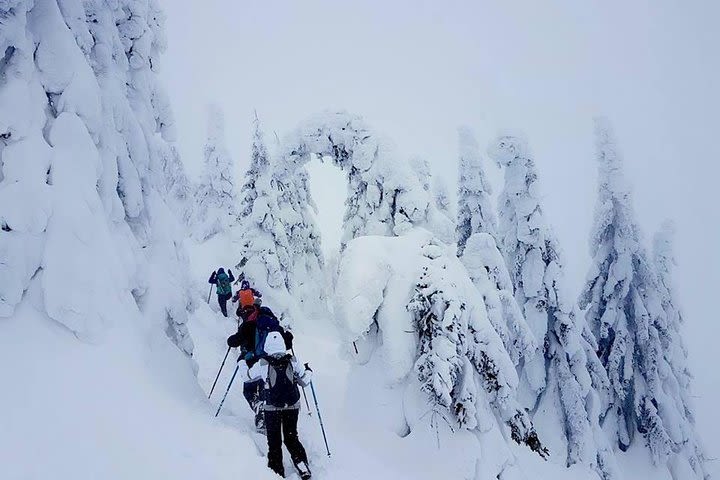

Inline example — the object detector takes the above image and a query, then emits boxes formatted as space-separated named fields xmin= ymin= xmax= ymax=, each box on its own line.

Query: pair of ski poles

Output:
xmin=208 ymin=346 xmax=332 ymax=457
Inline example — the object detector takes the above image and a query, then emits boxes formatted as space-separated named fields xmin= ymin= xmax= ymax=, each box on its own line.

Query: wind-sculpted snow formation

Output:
xmin=280 ymin=111 xmax=449 ymax=249
xmin=0 ymin=0 xmax=193 ymax=354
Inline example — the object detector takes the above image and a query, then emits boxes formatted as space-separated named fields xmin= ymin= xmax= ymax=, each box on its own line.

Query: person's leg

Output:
xmin=218 ymin=293 xmax=229 ymax=317
xmin=264 ymin=410 xmax=284 ymax=477
xmin=281 ymin=409 xmax=308 ymax=465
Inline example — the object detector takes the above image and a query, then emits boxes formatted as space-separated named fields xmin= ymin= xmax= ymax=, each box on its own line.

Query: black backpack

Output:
xmin=265 ymin=354 xmax=301 ymax=409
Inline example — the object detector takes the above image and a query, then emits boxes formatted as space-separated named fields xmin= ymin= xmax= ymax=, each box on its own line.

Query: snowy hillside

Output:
xmin=1 ymin=1 xmax=713 ymax=480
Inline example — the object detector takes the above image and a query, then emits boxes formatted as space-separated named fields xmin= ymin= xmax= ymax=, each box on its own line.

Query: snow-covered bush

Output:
xmin=0 ymin=0 xmax=194 ymax=355
xmin=189 ymin=105 xmax=236 ymax=241
xmin=579 ymin=119 xmax=706 ymax=478
xmin=489 ymin=133 xmax=616 ymax=478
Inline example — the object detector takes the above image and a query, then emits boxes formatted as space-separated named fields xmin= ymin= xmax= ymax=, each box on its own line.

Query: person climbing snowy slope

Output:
xmin=208 ymin=268 xmax=235 ymax=317
xmin=247 ymin=331 xmax=313 ymax=479
xmin=226 ymin=304 xmax=265 ymax=432
xmin=232 ymin=279 xmax=262 ymax=307
xmin=226 ymin=304 xmax=294 ymax=432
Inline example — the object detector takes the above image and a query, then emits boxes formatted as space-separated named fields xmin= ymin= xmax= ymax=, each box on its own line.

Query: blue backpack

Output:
xmin=254 ymin=307 xmax=282 ymax=357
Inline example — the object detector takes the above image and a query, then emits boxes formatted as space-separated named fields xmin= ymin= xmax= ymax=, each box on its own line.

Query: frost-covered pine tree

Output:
xmin=0 ymin=0 xmax=193 ymax=354
xmin=283 ymin=112 xmax=432 ymax=249
xmin=158 ymin=144 xmax=191 ymax=223
xmin=461 ymin=233 xmax=535 ymax=367
xmin=407 ymin=238 xmax=548 ymax=457
xmin=190 ymin=105 xmax=236 ymax=241
xmin=273 ymin=156 xmax=326 ymax=318
xmin=579 ymin=118 xmax=706 ymax=478
xmin=233 ymin=117 xmax=291 ymax=294
xmin=410 ymin=156 xmax=455 ymax=243
xmin=489 ymin=133 xmax=616 ymax=478
xmin=457 ymin=127 xmax=497 ymax=255
xmin=653 ymin=222 xmax=707 ymax=479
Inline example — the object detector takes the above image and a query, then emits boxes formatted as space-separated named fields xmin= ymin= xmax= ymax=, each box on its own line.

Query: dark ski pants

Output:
xmin=243 ymin=379 xmax=264 ymax=410
xmin=265 ymin=408 xmax=308 ymax=477
xmin=217 ymin=292 xmax=232 ymax=317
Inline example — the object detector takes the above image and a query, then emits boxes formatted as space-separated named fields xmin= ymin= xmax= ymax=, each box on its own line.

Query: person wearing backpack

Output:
xmin=227 ymin=304 xmax=265 ymax=432
xmin=247 ymin=331 xmax=312 ymax=479
xmin=208 ymin=267 xmax=235 ymax=317
xmin=227 ymin=304 xmax=296 ymax=431
xmin=232 ymin=279 xmax=262 ymax=308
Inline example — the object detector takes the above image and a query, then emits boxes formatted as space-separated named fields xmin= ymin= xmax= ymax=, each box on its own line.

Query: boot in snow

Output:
xmin=294 ymin=460 xmax=311 ymax=479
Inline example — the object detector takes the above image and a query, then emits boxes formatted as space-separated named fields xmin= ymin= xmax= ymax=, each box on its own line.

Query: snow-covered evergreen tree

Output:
xmin=489 ymin=133 xmax=616 ymax=478
xmin=653 ymin=222 xmax=707 ymax=479
xmin=457 ymin=127 xmax=496 ymax=255
xmin=158 ymin=144 xmax=191 ymax=223
xmin=461 ymin=233 xmax=535 ymax=367
xmin=283 ymin=112 xmax=433 ymax=249
xmin=407 ymin=238 xmax=548 ymax=457
xmin=232 ymin=115 xmax=327 ymax=323
xmin=273 ymin=157 xmax=326 ymax=319
xmin=579 ymin=119 xmax=706 ymax=478
xmin=190 ymin=105 xmax=236 ymax=241
xmin=410 ymin=156 xmax=455 ymax=243
xmin=233 ymin=117 xmax=291 ymax=295
xmin=0 ymin=0 xmax=193 ymax=354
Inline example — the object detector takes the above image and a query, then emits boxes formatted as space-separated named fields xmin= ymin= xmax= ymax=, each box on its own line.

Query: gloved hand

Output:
xmin=226 ymin=333 xmax=241 ymax=348
xmin=304 ymin=362 xmax=312 ymax=372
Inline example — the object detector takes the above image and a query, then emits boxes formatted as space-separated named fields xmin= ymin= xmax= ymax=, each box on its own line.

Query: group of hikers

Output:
xmin=208 ymin=268 xmax=313 ymax=479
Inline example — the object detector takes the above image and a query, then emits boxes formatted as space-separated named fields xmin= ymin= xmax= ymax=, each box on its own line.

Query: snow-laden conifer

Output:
xmin=234 ymin=116 xmax=291 ymax=294
xmin=0 ymin=0 xmax=194 ymax=354
xmin=457 ymin=127 xmax=496 ymax=255
xmin=652 ymin=222 xmax=707 ymax=479
xmin=489 ymin=133 xmax=616 ymax=478
xmin=580 ymin=119 xmax=706 ymax=478
xmin=190 ymin=105 xmax=236 ymax=241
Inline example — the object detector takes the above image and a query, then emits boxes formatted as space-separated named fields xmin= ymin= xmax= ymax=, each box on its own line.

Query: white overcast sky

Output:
xmin=159 ymin=1 xmax=720 ymax=467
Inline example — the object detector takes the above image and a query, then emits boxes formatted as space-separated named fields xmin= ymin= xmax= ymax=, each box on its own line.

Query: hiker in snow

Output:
xmin=208 ymin=268 xmax=235 ymax=317
xmin=232 ymin=279 xmax=262 ymax=308
xmin=227 ymin=304 xmax=294 ymax=433
xmin=227 ymin=304 xmax=265 ymax=432
xmin=247 ymin=331 xmax=312 ymax=479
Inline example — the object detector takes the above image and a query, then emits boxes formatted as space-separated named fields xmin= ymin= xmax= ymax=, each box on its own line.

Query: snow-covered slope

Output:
xmin=0 ymin=285 xmax=269 ymax=480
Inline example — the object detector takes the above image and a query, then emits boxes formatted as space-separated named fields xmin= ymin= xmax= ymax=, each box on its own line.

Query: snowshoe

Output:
xmin=254 ymin=401 xmax=266 ymax=434
xmin=294 ymin=460 xmax=311 ymax=479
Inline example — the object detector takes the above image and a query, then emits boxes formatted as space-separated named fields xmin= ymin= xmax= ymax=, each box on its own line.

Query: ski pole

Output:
xmin=208 ymin=346 xmax=232 ymax=399
xmin=309 ymin=381 xmax=331 ymax=457
xmin=207 ymin=284 xmax=213 ymax=304
xmin=215 ymin=364 xmax=240 ymax=417
xmin=291 ymin=348 xmax=312 ymax=415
